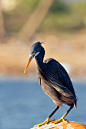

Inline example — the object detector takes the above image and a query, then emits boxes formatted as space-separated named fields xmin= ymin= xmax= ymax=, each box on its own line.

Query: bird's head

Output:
xmin=24 ymin=42 xmax=45 ymax=73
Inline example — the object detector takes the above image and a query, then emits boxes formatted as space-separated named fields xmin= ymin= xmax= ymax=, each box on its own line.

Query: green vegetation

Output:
xmin=37 ymin=1 xmax=86 ymax=33
xmin=50 ymin=0 xmax=70 ymax=14
xmin=2 ymin=0 xmax=86 ymax=34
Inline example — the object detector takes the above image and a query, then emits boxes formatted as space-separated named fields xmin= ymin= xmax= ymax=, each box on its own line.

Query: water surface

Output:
xmin=0 ymin=76 xmax=86 ymax=129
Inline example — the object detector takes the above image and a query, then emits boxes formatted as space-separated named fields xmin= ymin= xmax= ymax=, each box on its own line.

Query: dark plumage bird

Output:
xmin=24 ymin=42 xmax=77 ymax=127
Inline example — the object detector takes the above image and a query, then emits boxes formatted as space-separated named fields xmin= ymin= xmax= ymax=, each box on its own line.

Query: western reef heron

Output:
xmin=24 ymin=42 xmax=77 ymax=127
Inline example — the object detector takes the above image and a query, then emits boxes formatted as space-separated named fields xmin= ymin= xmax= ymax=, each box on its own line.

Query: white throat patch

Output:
xmin=34 ymin=52 xmax=40 ymax=57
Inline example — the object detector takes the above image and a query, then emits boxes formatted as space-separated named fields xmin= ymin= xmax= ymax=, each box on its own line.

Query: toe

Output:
xmin=34 ymin=117 xmax=50 ymax=127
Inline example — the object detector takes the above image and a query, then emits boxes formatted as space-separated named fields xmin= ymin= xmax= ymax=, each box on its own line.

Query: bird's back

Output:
xmin=44 ymin=58 xmax=77 ymax=107
xmin=37 ymin=58 xmax=77 ymax=107
xmin=44 ymin=58 xmax=75 ymax=95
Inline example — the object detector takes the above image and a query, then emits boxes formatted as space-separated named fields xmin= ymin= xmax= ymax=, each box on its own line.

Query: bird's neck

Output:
xmin=35 ymin=53 xmax=44 ymax=68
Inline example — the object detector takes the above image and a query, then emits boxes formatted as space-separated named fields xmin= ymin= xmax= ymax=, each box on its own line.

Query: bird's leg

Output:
xmin=34 ymin=106 xmax=59 ymax=127
xmin=48 ymin=106 xmax=59 ymax=123
xmin=51 ymin=105 xmax=74 ymax=124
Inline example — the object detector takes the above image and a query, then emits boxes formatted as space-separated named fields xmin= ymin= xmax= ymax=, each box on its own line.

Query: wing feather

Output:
xmin=44 ymin=58 xmax=76 ymax=100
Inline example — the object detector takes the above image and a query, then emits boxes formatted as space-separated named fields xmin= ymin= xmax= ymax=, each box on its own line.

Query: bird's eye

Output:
xmin=31 ymin=51 xmax=36 ymax=56
xmin=33 ymin=51 xmax=36 ymax=54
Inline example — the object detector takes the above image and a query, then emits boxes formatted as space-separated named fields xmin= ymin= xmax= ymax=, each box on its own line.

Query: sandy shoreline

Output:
xmin=0 ymin=31 xmax=86 ymax=78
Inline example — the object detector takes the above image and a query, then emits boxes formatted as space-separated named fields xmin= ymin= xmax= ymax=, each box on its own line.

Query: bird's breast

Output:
xmin=37 ymin=65 xmax=49 ymax=80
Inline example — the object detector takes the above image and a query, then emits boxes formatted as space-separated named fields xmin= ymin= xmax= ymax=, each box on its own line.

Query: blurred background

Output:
xmin=0 ymin=0 xmax=86 ymax=129
xmin=0 ymin=0 xmax=86 ymax=77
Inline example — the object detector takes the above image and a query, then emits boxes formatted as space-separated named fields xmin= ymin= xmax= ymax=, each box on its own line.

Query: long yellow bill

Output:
xmin=24 ymin=56 xmax=33 ymax=73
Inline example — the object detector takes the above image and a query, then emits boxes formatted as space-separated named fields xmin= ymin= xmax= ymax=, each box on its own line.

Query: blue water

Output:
xmin=0 ymin=76 xmax=86 ymax=129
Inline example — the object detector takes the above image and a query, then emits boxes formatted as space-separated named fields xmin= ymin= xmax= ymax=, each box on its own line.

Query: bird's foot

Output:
xmin=50 ymin=116 xmax=68 ymax=124
xmin=34 ymin=117 xmax=50 ymax=127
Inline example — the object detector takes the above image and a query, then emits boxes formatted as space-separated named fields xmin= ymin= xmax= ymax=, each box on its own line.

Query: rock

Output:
xmin=31 ymin=121 xmax=86 ymax=129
